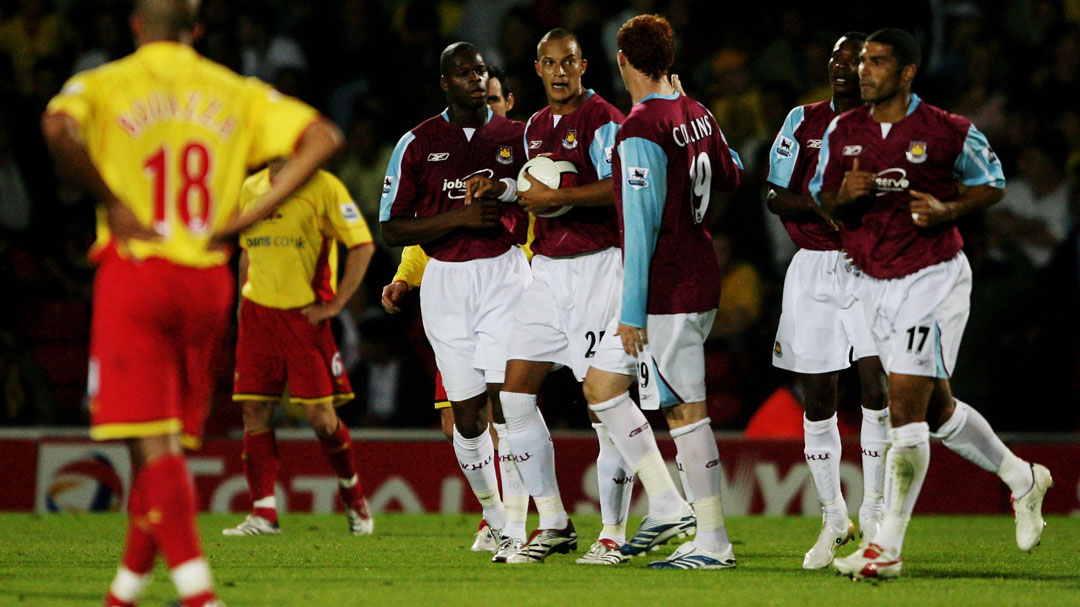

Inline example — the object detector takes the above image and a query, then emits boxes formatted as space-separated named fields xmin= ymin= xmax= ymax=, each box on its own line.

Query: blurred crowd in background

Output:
xmin=1 ymin=0 xmax=1078 ymax=437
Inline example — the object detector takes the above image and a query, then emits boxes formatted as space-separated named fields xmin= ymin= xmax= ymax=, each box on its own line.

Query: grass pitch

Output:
xmin=1 ymin=513 xmax=1078 ymax=607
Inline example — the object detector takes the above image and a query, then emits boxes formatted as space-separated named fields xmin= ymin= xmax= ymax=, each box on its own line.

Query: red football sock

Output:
xmin=138 ymin=454 xmax=217 ymax=604
xmin=318 ymin=421 xmax=364 ymax=508
xmin=122 ymin=472 xmax=157 ymax=574
xmin=243 ymin=429 xmax=279 ymax=523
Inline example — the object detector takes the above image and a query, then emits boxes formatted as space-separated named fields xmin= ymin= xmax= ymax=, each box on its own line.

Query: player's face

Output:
xmin=858 ymin=42 xmax=902 ymax=104
xmin=536 ymin=37 xmax=586 ymax=104
xmin=442 ymin=52 xmax=489 ymax=110
xmin=486 ymin=77 xmax=512 ymax=117
xmin=829 ymin=37 xmax=861 ymax=98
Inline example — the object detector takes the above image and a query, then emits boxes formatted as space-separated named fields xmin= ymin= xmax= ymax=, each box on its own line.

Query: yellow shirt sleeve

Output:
xmin=393 ymin=245 xmax=429 ymax=288
xmin=246 ymin=80 xmax=320 ymax=169
xmin=46 ymin=73 xmax=95 ymax=128
xmin=321 ymin=171 xmax=373 ymax=248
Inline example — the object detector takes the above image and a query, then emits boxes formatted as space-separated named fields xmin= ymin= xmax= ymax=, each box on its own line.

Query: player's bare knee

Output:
xmin=857 ymin=357 xmax=888 ymax=411
xmin=663 ymin=401 xmax=708 ymax=429
xmin=240 ymin=402 xmax=274 ymax=433
xmin=887 ymin=374 xmax=934 ymax=426
xmin=305 ymin=404 xmax=339 ymax=437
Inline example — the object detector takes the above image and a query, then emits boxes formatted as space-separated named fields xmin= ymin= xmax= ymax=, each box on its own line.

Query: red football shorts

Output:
xmin=232 ymin=298 xmax=354 ymax=406
xmin=434 ymin=370 xmax=450 ymax=410
xmin=88 ymin=250 xmax=232 ymax=449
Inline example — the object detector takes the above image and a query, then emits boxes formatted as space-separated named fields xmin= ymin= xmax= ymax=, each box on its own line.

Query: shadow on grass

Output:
xmin=0 ymin=589 xmax=103 ymax=603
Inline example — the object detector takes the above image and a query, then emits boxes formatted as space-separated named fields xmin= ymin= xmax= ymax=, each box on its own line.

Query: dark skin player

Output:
xmin=765 ymin=34 xmax=887 ymax=423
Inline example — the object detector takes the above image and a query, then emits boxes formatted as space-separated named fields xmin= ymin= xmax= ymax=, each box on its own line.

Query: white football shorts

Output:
xmin=858 ymin=252 xmax=971 ymax=378
xmin=589 ymin=309 xmax=717 ymax=408
xmin=772 ymin=248 xmax=877 ymax=374
xmin=420 ymin=246 xmax=531 ymax=401
xmin=507 ymin=247 xmax=622 ymax=381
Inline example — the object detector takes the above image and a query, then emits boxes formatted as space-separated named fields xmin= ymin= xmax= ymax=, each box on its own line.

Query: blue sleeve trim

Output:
xmin=590 ymin=121 xmax=620 ymax=179
xmin=809 ymin=116 xmax=841 ymax=205
xmin=766 ymin=106 xmax=805 ymax=189
xmin=379 ymin=131 xmax=416 ymax=222
xmin=953 ymin=124 xmax=1005 ymax=188
xmin=618 ymin=137 xmax=667 ymax=328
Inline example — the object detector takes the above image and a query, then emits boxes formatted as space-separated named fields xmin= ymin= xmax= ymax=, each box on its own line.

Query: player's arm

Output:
xmin=301 ymin=242 xmax=375 ymax=324
xmin=517 ymin=176 xmax=613 ymax=212
xmin=766 ymin=184 xmax=839 ymax=229
xmin=381 ymin=202 xmax=502 ymax=247
xmin=909 ymin=124 xmax=1006 ymax=228
xmin=382 ymin=245 xmax=427 ymax=314
xmin=41 ymin=113 xmax=159 ymax=243
xmin=215 ymin=119 xmax=343 ymax=242
xmin=616 ymin=137 xmax=667 ymax=356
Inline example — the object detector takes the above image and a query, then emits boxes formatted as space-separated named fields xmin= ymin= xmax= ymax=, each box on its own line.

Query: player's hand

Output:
xmin=615 ymin=323 xmax=648 ymax=356
xmin=105 ymin=198 xmax=161 ymax=244
xmin=516 ymin=171 xmax=558 ymax=214
xmin=837 ymin=158 xmax=876 ymax=205
xmin=300 ymin=302 xmax=340 ymax=325
xmin=908 ymin=190 xmax=955 ymax=227
xmin=456 ymin=198 xmax=501 ymax=229
xmin=811 ymin=204 xmax=841 ymax=231
xmin=671 ymin=73 xmax=687 ymax=95
xmin=381 ymin=280 xmax=410 ymax=314
xmin=465 ymin=174 xmax=506 ymax=206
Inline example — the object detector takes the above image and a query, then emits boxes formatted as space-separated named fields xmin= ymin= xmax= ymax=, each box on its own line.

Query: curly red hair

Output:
xmin=616 ymin=14 xmax=674 ymax=81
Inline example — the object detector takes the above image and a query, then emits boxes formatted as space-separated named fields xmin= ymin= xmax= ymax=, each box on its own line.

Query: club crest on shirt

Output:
xmin=496 ymin=145 xmax=514 ymax=165
xmin=842 ymin=145 xmax=862 ymax=156
xmin=906 ymin=140 xmax=928 ymax=164
xmin=562 ymin=129 xmax=579 ymax=150
xmin=776 ymin=136 xmax=794 ymax=158
xmin=382 ymin=176 xmax=393 ymax=196
xmin=627 ymin=166 xmax=649 ymax=190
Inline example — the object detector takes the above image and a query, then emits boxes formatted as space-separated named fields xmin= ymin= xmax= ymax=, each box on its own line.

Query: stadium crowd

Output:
xmin=1 ymin=0 xmax=1078 ymax=436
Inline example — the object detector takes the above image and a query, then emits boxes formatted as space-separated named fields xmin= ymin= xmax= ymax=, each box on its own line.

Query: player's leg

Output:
xmin=926 ymin=384 xmax=1052 ymax=551
xmin=577 ymin=407 xmax=635 ymax=565
xmin=306 ymin=403 xmax=373 ymax=535
xmin=485 ymin=382 xmax=530 ymax=559
xmin=227 ymin=297 xmax=287 ymax=535
xmin=221 ymin=402 xmax=281 ymax=535
xmin=799 ymin=371 xmax=855 ymax=568
xmin=452 ymin=391 xmax=506 ymax=541
xmin=856 ymin=355 xmax=888 ymax=543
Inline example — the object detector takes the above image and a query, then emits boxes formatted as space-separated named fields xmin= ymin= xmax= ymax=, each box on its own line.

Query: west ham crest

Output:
xmin=906 ymin=140 xmax=927 ymax=164
xmin=497 ymin=145 xmax=514 ymax=165
xmin=562 ymin=129 xmax=579 ymax=150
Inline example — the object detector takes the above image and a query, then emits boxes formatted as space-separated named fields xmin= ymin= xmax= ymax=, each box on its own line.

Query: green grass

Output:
xmin=1 ymin=513 xmax=1079 ymax=607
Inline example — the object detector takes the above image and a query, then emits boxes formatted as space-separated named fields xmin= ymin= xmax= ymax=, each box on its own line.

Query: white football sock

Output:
xmin=859 ymin=406 xmax=888 ymax=537
xmin=675 ymin=453 xmax=693 ymax=503
xmin=932 ymin=399 xmax=1034 ymax=496
xmin=875 ymin=422 xmax=930 ymax=556
xmin=671 ymin=417 xmax=730 ymax=552
xmin=592 ymin=423 xmax=632 ymax=543
xmin=500 ymin=392 xmax=567 ymax=530
xmin=590 ymin=393 xmax=684 ymax=518
xmin=109 ymin=567 xmax=151 ymax=604
xmin=492 ymin=422 xmax=529 ymax=541
xmin=453 ymin=424 xmax=506 ymax=531
xmin=804 ymin=414 xmax=847 ymax=527
xmin=170 ymin=557 xmax=213 ymax=600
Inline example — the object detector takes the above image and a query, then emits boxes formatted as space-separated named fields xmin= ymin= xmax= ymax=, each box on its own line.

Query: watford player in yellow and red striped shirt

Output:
xmin=225 ymin=160 xmax=375 ymax=539
xmin=41 ymin=2 xmax=342 ymax=606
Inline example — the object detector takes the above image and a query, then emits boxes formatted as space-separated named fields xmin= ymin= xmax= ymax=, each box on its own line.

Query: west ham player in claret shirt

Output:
xmin=764 ymin=31 xmax=889 ymax=569
xmin=581 ymin=14 xmax=742 ymax=570
xmin=468 ymin=28 xmax=634 ymax=565
xmin=811 ymin=29 xmax=1053 ymax=581
xmin=380 ymin=42 xmax=530 ymax=552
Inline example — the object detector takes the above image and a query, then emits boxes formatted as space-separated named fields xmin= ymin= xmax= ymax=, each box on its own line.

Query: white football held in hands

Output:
xmin=517 ymin=155 xmax=581 ymax=218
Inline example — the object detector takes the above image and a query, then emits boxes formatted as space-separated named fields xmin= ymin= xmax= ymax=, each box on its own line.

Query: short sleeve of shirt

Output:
xmin=322 ymin=173 xmax=373 ymax=248
xmin=393 ymin=245 xmax=430 ymax=288
xmin=766 ymin=106 xmax=805 ymax=189
xmin=46 ymin=73 xmax=95 ymax=127
xmin=953 ymin=124 xmax=1005 ymax=189
xmin=379 ymin=131 xmax=418 ymax=221
xmin=246 ymin=79 xmax=320 ymax=169
xmin=589 ymin=121 xmax=620 ymax=179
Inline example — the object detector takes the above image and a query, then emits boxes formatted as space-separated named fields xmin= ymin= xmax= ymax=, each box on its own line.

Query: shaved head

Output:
xmin=537 ymin=28 xmax=580 ymax=59
xmin=134 ymin=0 xmax=195 ymax=36
xmin=440 ymin=42 xmax=481 ymax=77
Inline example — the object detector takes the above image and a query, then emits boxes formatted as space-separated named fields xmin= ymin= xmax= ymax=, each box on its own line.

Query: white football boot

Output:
xmin=646 ymin=541 xmax=736 ymax=570
xmin=471 ymin=519 xmax=502 ymax=553
xmin=803 ymin=519 xmax=855 ymax=569
xmin=1013 ymin=463 xmax=1053 ymax=552
xmin=222 ymin=514 xmax=280 ymax=536
xmin=832 ymin=543 xmax=902 ymax=580
xmin=575 ymin=539 xmax=629 ymax=565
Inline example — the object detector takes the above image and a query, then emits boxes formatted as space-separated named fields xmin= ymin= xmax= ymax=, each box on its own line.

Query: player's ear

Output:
xmin=440 ymin=76 xmax=449 ymax=93
xmin=506 ymin=92 xmax=515 ymax=112
xmin=901 ymin=64 xmax=917 ymax=86
xmin=579 ymin=57 xmax=587 ymax=75
xmin=534 ymin=60 xmax=541 ymax=78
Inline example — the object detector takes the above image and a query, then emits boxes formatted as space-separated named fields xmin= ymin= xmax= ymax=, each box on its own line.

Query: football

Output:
xmin=516 ymin=155 xmax=581 ymax=218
